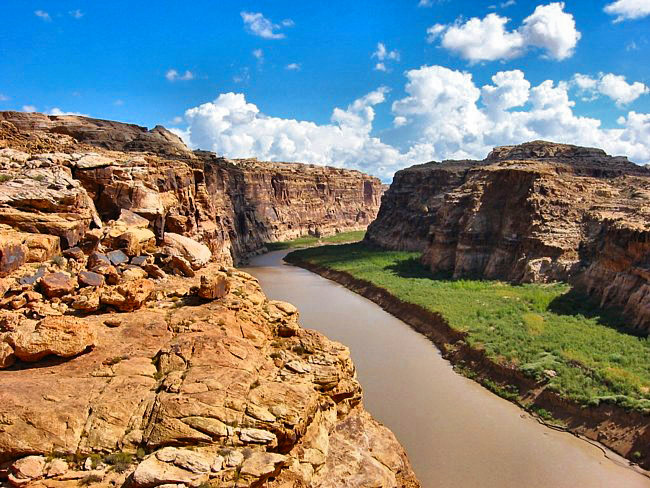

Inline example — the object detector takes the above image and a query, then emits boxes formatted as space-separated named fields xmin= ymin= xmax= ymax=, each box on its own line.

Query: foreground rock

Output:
xmin=0 ymin=264 xmax=418 ymax=487
xmin=366 ymin=140 xmax=650 ymax=331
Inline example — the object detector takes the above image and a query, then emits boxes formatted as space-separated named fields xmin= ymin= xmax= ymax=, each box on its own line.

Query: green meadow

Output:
xmin=287 ymin=243 xmax=650 ymax=412
xmin=265 ymin=230 xmax=366 ymax=251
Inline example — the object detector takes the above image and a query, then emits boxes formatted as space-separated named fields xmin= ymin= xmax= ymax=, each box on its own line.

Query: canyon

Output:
xmin=0 ymin=111 xmax=383 ymax=265
xmin=366 ymin=141 xmax=650 ymax=331
xmin=0 ymin=113 xmax=417 ymax=488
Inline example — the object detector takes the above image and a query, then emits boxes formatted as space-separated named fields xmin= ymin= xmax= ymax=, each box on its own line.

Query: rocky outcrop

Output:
xmin=0 ymin=113 xmax=416 ymax=487
xmin=0 ymin=112 xmax=383 ymax=265
xmin=366 ymin=141 xmax=650 ymax=331
xmin=0 ymin=263 xmax=417 ymax=487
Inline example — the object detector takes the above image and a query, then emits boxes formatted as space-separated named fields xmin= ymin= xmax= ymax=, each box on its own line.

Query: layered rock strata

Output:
xmin=0 ymin=111 xmax=383 ymax=265
xmin=0 ymin=113 xmax=416 ymax=486
xmin=366 ymin=141 xmax=650 ymax=331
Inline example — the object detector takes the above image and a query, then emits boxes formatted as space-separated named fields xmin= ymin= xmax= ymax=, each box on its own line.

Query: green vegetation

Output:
xmin=287 ymin=243 xmax=650 ymax=412
xmin=0 ymin=174 xmax=13 ymax=183
xmin=265 ymin=230 xmax=366 ymax=251
xmin=104 ymin=452 xmax=133 ymax=473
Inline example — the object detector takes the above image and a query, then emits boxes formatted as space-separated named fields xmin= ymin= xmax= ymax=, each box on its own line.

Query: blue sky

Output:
xmin=1 ymin=1 xmax=649 ymax=180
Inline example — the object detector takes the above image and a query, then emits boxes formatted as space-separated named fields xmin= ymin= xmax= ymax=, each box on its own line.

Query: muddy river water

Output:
xmin=243 ymin=250 xmax=650 ymax=488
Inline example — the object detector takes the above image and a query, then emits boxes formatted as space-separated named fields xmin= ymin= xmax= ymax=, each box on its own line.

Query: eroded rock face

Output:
xmin=0 ymin=112 xmax=383 ymax=266
xmin=367 ymin=140 xmax=650 ymax=331
xmin=0 ymin=112 xmax=415 ymax=487
xmin=0 ymin=265 xmax=418 ymax=487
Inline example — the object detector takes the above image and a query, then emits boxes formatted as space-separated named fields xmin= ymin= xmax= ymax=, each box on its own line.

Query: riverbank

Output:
xmin=285 ymin=243 xmax=650 ymax=471
xmin=265 ymin=230 xmax=366 ymax=251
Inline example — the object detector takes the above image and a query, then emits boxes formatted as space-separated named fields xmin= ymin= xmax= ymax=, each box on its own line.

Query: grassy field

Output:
xmin=265 ymin=230 xmax=366 ymax=251
xmin=287 ymin=243 xmax=650 ymax=412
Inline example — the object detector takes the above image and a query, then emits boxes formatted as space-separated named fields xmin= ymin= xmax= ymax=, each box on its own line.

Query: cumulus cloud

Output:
xmin=34 ymin=10 xmax=51 ymax=22
xmin=604 ymin=0 xmax=650 ymax=22
xmin=241 ymin=11 xmax=293 ymax=39
xmin=573 ymin=72 xmax=649 ymax=106
xmin=69 ymin=9 xmax=83 ymax=19
xmin=22 ymin=105 xmax=37 ymax=112
xmin=252 ymin=49 xmax=264 ymax=62
xmin=428 ymin=2 xmax=580 ymax=62
xmin=174 ymin=66 xmax=650 ymax=180
xmin=372 ymin=42 xmax=400 ymax=71
xmin=286 ymin=63 xmax=301 ymax=71
xmin=178 ymin=88 xmax=404 ymax=176
xmin=48 ymin=108 xmax=87 ymax=116
xmin=165 ymin=69 xmax=194 ymax=82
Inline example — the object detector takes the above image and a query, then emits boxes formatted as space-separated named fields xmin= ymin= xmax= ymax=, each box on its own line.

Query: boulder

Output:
xmin=71 ymin=288 xmax=101 ymax=312
xmin=88 ymin=252 xmax=110 ymax=269
xmin=22 ymin=234 xmax=60 ymax=263
xmin=100 ymin=279 xmax=155 ymax=312
xmin=0 ymin=233 xmax=26 ymax=277
xmin=121 ymin=266 xmax=148 ymax=282
xmin=163 ymin=233 xmax=211 ymax=269
xmin=132 ymin=455 xmax=204 ymax=488
xmin=40 ymin=272 xmax=76 ymax=298
xmin=78 ymin=270 xmax=105 ymax=287
xmin=9 ymin=456 xmax=47 ymax=485
xmin=169 ymin=255 xmax=194 ymax=277
xmin=240 ymin=452 xmax=286 ymax=479
xmin=107 ymin=249 xmax=129 ymax=266
xmin=0 ymin=341 xmax=16 ymax=368
xmin=197 ymin=272 xmax=230 ymax=300
xmin=62 ymin=246 xmax=85 ymax=261
xmin=8 ymin=316 xmax=96 ymax=362
xmin=118 ymin=228 xmax=156 ymax=256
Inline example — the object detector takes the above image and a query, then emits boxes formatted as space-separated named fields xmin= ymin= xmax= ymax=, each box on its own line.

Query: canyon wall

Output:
xmin=366 ymin=141 xmax=650 ymax=331
xmin=0 ymin=111 xmax=383 ymax=265
xmin=0 ymin=114 xmax=416 ymax=486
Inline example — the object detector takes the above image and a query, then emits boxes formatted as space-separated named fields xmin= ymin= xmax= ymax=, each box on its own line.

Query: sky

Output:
xmin=1 ymin=1 xmax=649 ymax=181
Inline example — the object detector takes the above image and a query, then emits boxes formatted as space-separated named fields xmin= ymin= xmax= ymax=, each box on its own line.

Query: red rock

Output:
xmin=78 ymin=270 xmax=105 ymax=287
xmin=198 ymin=273 xmax=230 ymax=300
xmin=8 ymin=316 xmax=96 ymax=362
xmin=40 ymin=272 xmax=76 ymax=298
xmin=62 ymin=246 xmax=85 ymax=261
xmin=100 ymin=279 xmax=155 ymax=312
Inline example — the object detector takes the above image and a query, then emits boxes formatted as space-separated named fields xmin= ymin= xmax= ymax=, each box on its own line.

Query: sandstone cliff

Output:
xmin=0 ymin=113 xmax=417 ymax=487
xmin=0 ymin=111 xmax=383 ymax=265
xmin=366 ymin=141 xmax=650 ymax=331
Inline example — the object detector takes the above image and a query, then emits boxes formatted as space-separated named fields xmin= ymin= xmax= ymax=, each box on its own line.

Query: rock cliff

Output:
xmin=0 ymin=111 xmax=383 ymax=265
xmin=366 ymin=141 xmax=650 ymax=331
xmin=0 ymin=113 xmax=417 ymax=487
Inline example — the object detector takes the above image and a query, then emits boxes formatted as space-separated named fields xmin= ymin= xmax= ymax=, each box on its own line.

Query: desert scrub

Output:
xmin=265 ymin=230 xmax=366 ymax=251
xmin=287 ymin=243 xmax=650 ymax=412
xmin=79 ymin=474 xmax=103 ymax=486
xmin=104 ymin=452 xmax=133 ymax=473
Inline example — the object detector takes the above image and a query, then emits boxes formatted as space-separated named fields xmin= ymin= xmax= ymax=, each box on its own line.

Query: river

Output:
xmin=243 ymin=250 xmax=650 ymax=488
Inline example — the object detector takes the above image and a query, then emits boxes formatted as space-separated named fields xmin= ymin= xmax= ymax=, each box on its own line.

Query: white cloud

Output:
xmin=604 ymin=0 xmax=650 ymax=22
xmin=573 ymin=72 xmax=649 ymax=106
xmin=426 ymin=24 xmax=447 ymax=42
xmin=429 ymin=2 xmax=580 ymax=63
xmin=114 ymin=99 xmax=124 ymax=106
xmin=418 ymin=0 xmax=433 ymax=6
xmin=252 ymin=49 xmax=264 ymax=62
xmin=0 ymin=94 xmax=9 ymax=102
xmin=22 ymin=105 xmax=37 ymax=112
xmin=241 ymin=11 xmax=293 ymax=39
xmin=48 ymin=108 xmax=87 ymax=116
xmin=69 ymin=9 xmax=83 ymax=19
xmin=372 ymin=42 xmax=400 ymax=72
xmin=171 ymin=116 xmax=184 ymax=125
xmin=520 ymin=2 xmax=581 ymax=60
xmin=173 ymin=66 xmax=650 ymax=180
xmin=166 ymin=69 xmax=194 ymax=82
xmin=501 ymin=0 xmax=516 ymax=7
xmin=34 ymin=10 xmax=51 ymax=22
xmin=178 ymin=88 xmax=404 ymax=176
xmin=286 ymin=63 xmax=301 ymax=71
